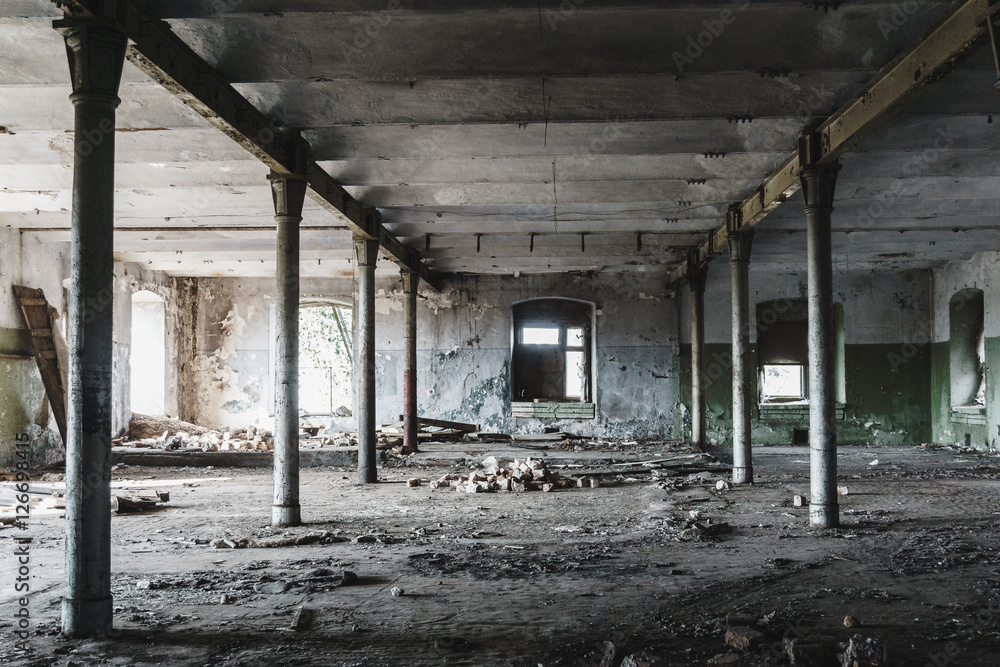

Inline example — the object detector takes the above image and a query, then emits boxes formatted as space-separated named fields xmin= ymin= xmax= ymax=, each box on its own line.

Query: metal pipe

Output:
xmin=729 ymin=233 xmax=753 ymax=484
xmin=800 ymin=131 xmax=841 ymax=529
xmin=57 ymin=21 xmax=126 ymax=639
xmin=270 ymin=174 xmax=307 ymax=527
xmin=689 ymin=264 xmax=708 ymax=447
xmin=401 ymin=271 xmax=419 ymax=454
xmin=355 ymin=237 xmax=380 ymax=483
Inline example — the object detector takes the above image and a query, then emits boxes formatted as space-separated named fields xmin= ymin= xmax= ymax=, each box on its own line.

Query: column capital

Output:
xmin=797 ymin=127 xmax=841 ymax=212
xmin=687 ymin=253 xmax=708 ymax=292
xmin=354 ymin=236 xmax=380 ymax=267
xmin=56 ymin=21 xmax=126 ymax=107
xmin=268 ymin=172 xmax=308 ymax=218
xmin=727 ymin=231 xmax=753 ymax=263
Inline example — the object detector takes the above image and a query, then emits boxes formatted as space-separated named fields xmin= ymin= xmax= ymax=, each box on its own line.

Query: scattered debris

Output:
xmin=210 ymin=531 xmax=347 ymax=549
xmin=288 ymin=606 xmax=313 ymax=631
xmin=842 ymin=634 xmax=889 ymax=666
xmin=121 ymin=413 xmax=274 ymax=452
xmin=111 ymin=491 xmax=168 ymax=514
xmin=432 ymin=457 xmax=585 ymax=494
xmin=707 ymin=654 xmax=743 ymax=666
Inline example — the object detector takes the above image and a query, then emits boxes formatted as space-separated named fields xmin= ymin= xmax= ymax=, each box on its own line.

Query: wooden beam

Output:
xmin=52 ymin=0 xmax=438 ymax=288
xmin=666 ymin=0 xmax=992 ymax=289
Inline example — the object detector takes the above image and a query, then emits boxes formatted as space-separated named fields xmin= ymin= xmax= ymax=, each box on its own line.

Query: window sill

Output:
xmin=951 ymin=406 xmax=986 ymax=425
xmin=512 ymin=401 xmax=595 ymax=420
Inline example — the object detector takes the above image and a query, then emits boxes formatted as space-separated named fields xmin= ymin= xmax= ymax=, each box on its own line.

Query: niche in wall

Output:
xmin=949 ymin=288 xmax=985 ymax=409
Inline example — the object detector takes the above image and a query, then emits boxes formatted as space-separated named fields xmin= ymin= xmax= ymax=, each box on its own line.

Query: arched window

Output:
xmin=130 ymin=290 xmax=166 ymax=415
xmin=511 ymin=298 xmax=594 ymax=406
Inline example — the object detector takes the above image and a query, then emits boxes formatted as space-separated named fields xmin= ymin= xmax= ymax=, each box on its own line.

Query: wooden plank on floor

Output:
xmin=13 ymin=286 xmax=66 ymax=445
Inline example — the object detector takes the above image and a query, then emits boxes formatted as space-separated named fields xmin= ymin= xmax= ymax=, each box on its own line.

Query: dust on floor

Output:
xmin=2 ymin=444 xmax=1000 ymax=666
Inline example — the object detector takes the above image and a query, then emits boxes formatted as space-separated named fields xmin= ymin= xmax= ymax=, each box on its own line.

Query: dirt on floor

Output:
xmin=2 ymin=443 xmax=1000 ymax=666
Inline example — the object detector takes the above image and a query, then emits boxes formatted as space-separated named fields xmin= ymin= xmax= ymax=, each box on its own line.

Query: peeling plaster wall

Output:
xmin=676 ymin=267 xmax=933 ymax=446
xmin=930 ymin=251 xmax=1000 ymax=449
xmin=178 ymin=276 xmax=357 ymax=430
xmin=177 ymin=272 xmax=678 ymax=438
xmin=0 ymin=229 xmax=69 ymax=466
xmin=378 ymin=273 xmax=678 ymax=438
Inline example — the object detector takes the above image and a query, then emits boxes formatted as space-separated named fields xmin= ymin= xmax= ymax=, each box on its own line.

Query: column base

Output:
xmin=62 ymin=595 xmax=113 ymax=638
xmin=271 ymin=504 xmax=301 ymax=527
xmin=809 ymin=502 xmax=839 ymax=528
xmin=732 ymin=467 xmax=753 ymax=485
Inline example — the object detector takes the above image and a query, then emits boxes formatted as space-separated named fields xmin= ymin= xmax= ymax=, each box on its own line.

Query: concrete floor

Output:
xmin=2 ymin=443 xmax=1000 ymax=665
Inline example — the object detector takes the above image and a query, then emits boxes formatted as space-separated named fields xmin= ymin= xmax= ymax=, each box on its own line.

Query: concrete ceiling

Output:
xmin=2 ymin=1 xmax=999 ymax=279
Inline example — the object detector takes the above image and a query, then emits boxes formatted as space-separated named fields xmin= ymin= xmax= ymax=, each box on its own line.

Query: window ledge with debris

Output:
xmin=511 ymin=401 xmax=595 ymax=420
xmin=950 ymin=405 xmax=986 ymax=425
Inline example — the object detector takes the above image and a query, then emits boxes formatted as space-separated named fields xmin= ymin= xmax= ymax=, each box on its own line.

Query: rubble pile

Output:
xmin=120 ymin=413 xmax=275 ymax=452
xmin=430 ymin=457 xmax=598 ymax=493
xmin=703 ymin=611 xmax=890 ymax=667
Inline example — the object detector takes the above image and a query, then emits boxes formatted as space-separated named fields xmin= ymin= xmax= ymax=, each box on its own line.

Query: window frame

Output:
xmin=510 ymin=299 xmax=595 ymax=406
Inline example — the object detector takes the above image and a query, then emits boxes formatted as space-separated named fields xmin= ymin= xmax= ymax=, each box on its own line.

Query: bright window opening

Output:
xmin=130 ymin=290 xmax=166 ymax=415
xmin=761 ymin=364 xmax=805 ymax=400
xmin=565 ymin=350 xmax=585 ymax=399
xmin=298 ymin=304 xmax=353 ymax=416
xmin=521 ymin=326 xmax=560 ymax=345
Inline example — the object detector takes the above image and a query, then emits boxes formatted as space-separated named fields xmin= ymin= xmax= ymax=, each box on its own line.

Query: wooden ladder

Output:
xmin=13 ymin=286 xmax=67 ymax=445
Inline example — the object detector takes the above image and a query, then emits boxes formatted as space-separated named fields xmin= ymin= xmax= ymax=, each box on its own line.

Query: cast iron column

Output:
xmin=401 ymin=271 xmax=419 ymax=454
xmin=355 ymin=237 xmax=380 ymax=483
xmin=689 ymin=260 xmax=708 ymax=448
xmin=57 ymin=21 xmax=126 ymax=638
xmin=270 ymin=172 xmax=307 ymax=527
xmin=799 ymin=130 xmax=841 ymax=529
xmin=729 ymin=231 xmax=754 ymax=484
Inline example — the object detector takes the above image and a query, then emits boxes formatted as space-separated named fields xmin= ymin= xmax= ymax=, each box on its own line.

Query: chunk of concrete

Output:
xmin=725 ymin=626 xmax=765 ymax=650
xmin=842 ymin=634 xmax=889 ymax=667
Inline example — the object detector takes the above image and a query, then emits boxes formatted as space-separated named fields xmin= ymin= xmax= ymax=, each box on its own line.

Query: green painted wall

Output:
xmin=676 ymin=342 xmax=932 ymax=445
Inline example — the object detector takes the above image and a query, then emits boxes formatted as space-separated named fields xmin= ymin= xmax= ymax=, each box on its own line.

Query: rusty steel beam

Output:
xmin=50 ymin=0 xmax=439 ymax=288
xmin=667 ymin=0 xmax=992 ymax=289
